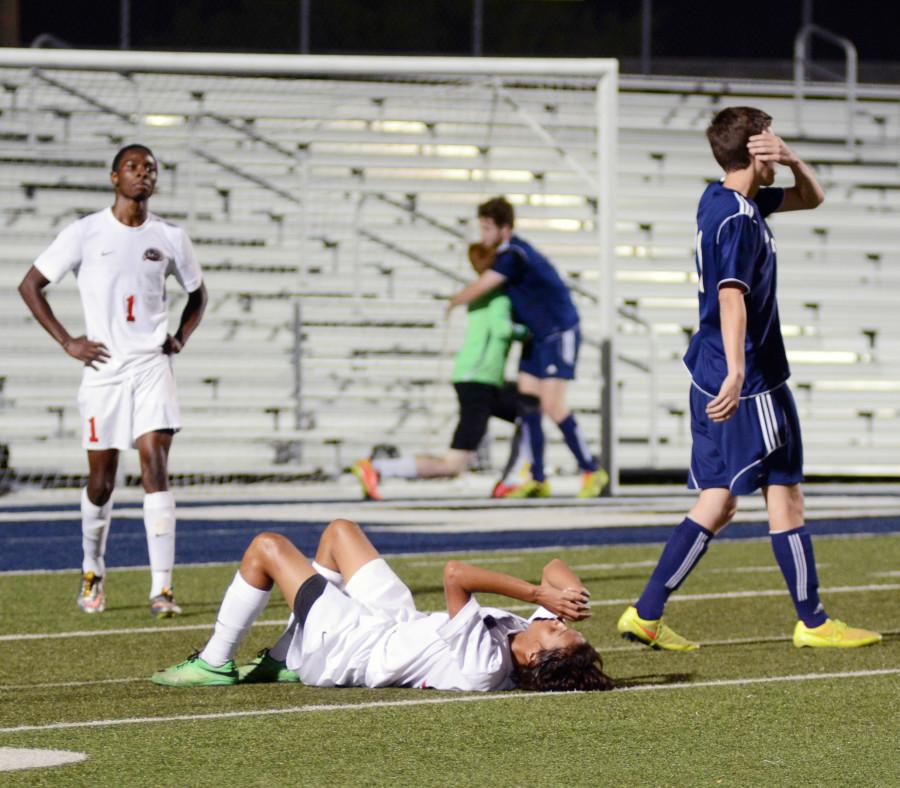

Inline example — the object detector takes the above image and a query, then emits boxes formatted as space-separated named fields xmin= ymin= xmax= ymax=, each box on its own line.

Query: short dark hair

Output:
xmin=111 ymin=144 xmax=156 ymax=173
xmin=477 ymin=196 xmax=515 ymax=228
xmin=513 ymin=642 xmax=614 ymax=693
xmin=706 ymin=107 xmax=772 ymax=172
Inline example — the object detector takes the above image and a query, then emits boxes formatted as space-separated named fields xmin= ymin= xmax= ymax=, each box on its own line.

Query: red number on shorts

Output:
xmin=126 ymin=295 xmax=136 ymax=322
xmin=88 ymin=417 xmax=99 ymax=443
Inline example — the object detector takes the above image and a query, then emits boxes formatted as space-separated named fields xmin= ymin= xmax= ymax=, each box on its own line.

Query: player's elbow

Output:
xmin=190 ymin=282 xmax=209 ymax=309
xmin=443 ymin=559 xmax=464 ymax=586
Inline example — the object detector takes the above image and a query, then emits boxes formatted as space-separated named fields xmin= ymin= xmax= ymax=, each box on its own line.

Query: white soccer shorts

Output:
xmin=77 ymin=356 xmax=181 ymax=450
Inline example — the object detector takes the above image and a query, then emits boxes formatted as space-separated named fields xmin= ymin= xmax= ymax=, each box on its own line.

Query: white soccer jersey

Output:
xmin=367 ymin=598 xmax=549 ymax=691
xmin=34 ymin=208 xmax=203 ymax=382
xmin=289 ymin=560 xmax=555 ymax=691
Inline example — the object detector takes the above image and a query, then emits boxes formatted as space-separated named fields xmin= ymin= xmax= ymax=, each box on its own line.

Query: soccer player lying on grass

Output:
xmin=153 ymin=518 xmax=614 ymax=692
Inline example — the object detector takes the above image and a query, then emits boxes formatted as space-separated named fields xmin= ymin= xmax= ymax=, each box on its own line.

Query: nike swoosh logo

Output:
xmin=101 ymin=250 xmax=114 ymax=256
xmin=637 ymin=622 xmax=658 ymax=641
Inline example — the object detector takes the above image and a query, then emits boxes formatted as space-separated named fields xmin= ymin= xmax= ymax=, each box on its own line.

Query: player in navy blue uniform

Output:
xmin=448 ymin=197 xmax=608 ymax=499
xmin=617 ymin=107 xmax=881 ymax=650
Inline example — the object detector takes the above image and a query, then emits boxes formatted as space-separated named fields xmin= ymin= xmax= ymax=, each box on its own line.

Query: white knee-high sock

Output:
xmin=372 ymin=456 xmax=417 ymax=479
xmin=144 ymin=491 xmax=176 ymax=598
xmin=200 ymin=571 xmax=272 ymax=667
xmin=81 ymin=487 xmax=112 ymax=577
xmin=312 ymin=560 xmax=346 ymax=591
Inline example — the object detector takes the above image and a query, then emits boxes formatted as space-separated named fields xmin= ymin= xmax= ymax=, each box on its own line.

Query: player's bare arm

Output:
xmin=18 ymin=265 xmax=110 ymax=369
xmin=163 ymin=282 xmax=208 ymax=355
xmin=540 ymin=558 xmax=590 ymax=601
xmin=442 ymin=559 xmax=590 ymax=620
xmin=747 ymin=130 xmax=825 ymax=212
xmin=446 ymin=269 xmax=506 ymax=315
xmin=706 ymin=284 xmax=746 ymax=422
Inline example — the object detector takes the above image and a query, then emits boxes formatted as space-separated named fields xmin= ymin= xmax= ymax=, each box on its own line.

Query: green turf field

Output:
xmin=2 ymin=534 xmax=898 ymax=786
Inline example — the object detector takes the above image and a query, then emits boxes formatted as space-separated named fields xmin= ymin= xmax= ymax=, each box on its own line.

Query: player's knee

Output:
xmin=721 ymin=498 xmax=738 ymax=524
xmin=249 ymin=531 xmax=289 ymax=560
xmin=324 ymin=518 xmax=362 ymax=546
xmin=87 ymin=479 xmax=114 ymax=506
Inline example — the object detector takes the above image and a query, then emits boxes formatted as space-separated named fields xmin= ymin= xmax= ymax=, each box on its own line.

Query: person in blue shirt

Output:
xmin=448 ymin=197 xmax=608 ymax=499
xmin=617 ymin=106 xmax=881 ymax=651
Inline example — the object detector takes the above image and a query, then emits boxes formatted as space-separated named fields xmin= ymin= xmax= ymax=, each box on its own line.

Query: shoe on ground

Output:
xmin=793 ymin=618 xmax=882 ymax=648
xmin=617 ymin=605 xmax=699 ymax=651
xmin=77 ymin=571 xmax=106 ymax=614
xmin=351 ymin=459 xmax=382 ymax=501
xmin=577 ymin=467 xmax=610 ymax=498
xmin=150 ymin=588 xmax=183 ymax=619
xmin=151 ymin=653 xmax=238 ymax=687
xmin=505 ymin=479 xmax=551 ymax=499
xmin=237 ymin=648 xmax=301 ymax=683
xmin=491 ymin=481 xmax=521 ymax=498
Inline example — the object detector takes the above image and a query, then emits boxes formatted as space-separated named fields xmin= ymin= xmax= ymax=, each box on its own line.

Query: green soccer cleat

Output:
xmin=577 ymin=468 xmax=610 ymax=498
xmin=151 ymin=653 xmax=238 ymax=687
xmin=793 ymin=618 xmax=882 ymax=649
xmin=505 ymin=479 xmax=551 ymax=499
xmin=617 ymin=605 xmax=700 ymax=651
xmin=237 ymin=649 xmax=301 ymax=684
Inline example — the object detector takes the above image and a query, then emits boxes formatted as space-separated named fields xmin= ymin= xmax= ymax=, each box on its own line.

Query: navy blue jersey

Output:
xmin=684 ymin=183 xmax=788 ymax=396
xmin=491 ymin=235 xmax=579 ymax=340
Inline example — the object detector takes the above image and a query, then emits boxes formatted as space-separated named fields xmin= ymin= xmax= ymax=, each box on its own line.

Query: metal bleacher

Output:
xmin=2 ymin=62 xmax=900 ymax=482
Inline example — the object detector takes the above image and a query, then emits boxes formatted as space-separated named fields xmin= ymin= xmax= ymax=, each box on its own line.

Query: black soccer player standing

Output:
xmin=19 ymin=144 xmax=208 ymax=618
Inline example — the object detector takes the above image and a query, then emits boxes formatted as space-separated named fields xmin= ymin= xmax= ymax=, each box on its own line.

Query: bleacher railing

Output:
xmin=794 ymin=23 xmax=858 ymax=150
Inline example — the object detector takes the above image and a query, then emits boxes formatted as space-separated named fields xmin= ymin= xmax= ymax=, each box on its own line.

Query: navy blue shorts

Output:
xmin=688 ymin=382 xmax=804 ymax=495
xmin=519 ymin=326 xmax=580 ymax=380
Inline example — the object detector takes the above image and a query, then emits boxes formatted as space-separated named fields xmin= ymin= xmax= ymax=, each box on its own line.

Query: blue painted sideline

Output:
xmin=2 ymin=515 xmax=899 ymax=572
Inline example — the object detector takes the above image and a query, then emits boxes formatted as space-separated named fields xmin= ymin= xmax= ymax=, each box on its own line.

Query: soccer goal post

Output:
xmin=0 ymin=48 xmax=619 ymax=489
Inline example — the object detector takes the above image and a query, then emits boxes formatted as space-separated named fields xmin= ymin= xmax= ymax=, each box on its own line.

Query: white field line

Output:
xmin=1 ymin=668 xmax=898 ymax=735
xmin=3 ymin=584 xmax=899 ymax=643
xmin=6 ymin=629 xmax=900 ymax=693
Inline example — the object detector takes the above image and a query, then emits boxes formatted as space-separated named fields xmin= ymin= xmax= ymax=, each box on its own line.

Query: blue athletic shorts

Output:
xmin=688 ymin=382 xmax=803 ymax=495
xmin=519 ymin=325 xmax=580 ymax=380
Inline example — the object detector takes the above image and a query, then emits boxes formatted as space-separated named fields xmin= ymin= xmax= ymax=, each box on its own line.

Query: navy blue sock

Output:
xmin=521 ymin=410 xmax=545 ymax=482
xmin=770 ymin=527 xmax=827 ymax=628
xmin=557 ymin=414 xmax=598 ymax=472
xmin=635 ymin=518 xmax=713 ymax=620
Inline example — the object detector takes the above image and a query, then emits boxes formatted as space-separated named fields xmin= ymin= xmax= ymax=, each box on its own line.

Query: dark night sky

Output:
xmin=12 ymin=0 xmax=900 ymax=63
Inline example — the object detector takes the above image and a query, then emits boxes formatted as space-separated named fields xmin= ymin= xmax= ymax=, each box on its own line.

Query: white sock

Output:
xmin=81 ymin=487 xmax=112 ymax=577
xmin=502 ymin=422 xmax=533 ymax=486
xmin=144 ymin=491 xmax=176 ymax=598
xmin=372 ymin=455 xmax=418 ymax=479
xmin=200 ymin=571 xmax=272 ymax=667
xmin=267 ymin=614 xmax=296 ymax=662
xmin=312 ymin=560 xmax=346 ymax=591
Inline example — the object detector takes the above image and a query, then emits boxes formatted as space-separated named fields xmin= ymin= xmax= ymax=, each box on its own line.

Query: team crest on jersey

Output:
xmin=142 ymin=248 xmax=165 ymax=262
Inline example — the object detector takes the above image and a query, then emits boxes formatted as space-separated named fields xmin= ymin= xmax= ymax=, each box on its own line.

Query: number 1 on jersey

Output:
xmin=126 ymin=295 xmax=136 ymax=322
xmin=88 ymin=417 xmax=99 ymax=443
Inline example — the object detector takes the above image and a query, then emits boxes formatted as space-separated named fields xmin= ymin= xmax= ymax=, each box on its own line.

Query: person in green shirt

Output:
xmin=352 ymin=244 xmax=530 ymax=500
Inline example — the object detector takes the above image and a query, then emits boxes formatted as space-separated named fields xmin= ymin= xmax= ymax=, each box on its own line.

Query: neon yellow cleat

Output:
xmin=793 ymin=618 xmax=882 ymax=649
xmin=505 ymin=479 xmax=551 ymax=499
xmin=616 ymin=605 xmax=700 ymax=651
xmin=577 ymin=468 xmax=610 ymax=498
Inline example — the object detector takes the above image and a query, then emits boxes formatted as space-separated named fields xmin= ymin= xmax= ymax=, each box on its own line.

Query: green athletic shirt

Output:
xmin=452 ymin=291 xmax=527 ymax=386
